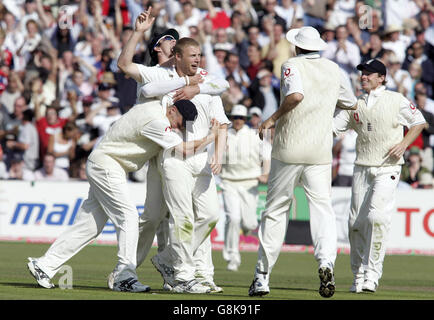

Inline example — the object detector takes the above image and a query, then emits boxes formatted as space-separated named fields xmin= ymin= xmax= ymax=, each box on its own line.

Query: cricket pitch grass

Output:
xmin=1 ymin=241 xmax=434 ymax=300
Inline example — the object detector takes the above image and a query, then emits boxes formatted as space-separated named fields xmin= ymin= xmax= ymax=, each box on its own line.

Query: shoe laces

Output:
xmin=116 ymin=277 xmax=139 ymax=291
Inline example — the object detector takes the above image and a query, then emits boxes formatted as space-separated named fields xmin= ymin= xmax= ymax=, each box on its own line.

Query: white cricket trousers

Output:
xmin=159 ymin=152 xmax=220 ymax=282
xmin=136 ymin=156 xmax=216 ymax=283
xmin=256 ymin=159 xmax=337 ymax=275
xmin=221 ymin=179 xmax=259 ymax=266
xmin=349 ymin=165 xmax=401 ymax=284
xmin=136 ymin=157 xmax=169 ymax=267
xmin=36 ymin=159 xmax=140 ymax=282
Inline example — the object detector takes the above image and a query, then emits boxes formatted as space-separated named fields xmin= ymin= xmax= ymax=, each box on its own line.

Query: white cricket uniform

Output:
xmin=157 ymin=94 xmax=230 ymax=282
xmin=256 ymin=52 xmax=357 ymax=277
xmin=220 ymin=124 xmax=271 ymax=268
xmin=333 ymin=86 xmax=426 ymax=286
xmin=133 ymin=63 xmax=230 ymax=284
xmin=34 ymin=102 xmax=183 ymax=283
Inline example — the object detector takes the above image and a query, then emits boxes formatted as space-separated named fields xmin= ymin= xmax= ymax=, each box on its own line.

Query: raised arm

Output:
xmin=117 ymin=8 xmax=155 ymax=82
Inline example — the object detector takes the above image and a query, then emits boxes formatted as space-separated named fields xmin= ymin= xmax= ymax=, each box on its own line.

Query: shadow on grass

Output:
xmin=0 ymin=282 xmax=107 ymax=291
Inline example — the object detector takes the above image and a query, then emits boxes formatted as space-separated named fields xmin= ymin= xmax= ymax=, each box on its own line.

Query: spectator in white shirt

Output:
xmin=382 ymin=25 xmax=412 ymax=64
xmin=322 ymin=25 xmax=361 ymax=79
xmin=385 ymin=54 xmax=413 ymax=98
xmin=34 ymin=153 xmax=69 ymax=181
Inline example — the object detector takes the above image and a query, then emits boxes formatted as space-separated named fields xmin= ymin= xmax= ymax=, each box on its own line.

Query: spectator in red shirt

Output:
xmin=34 ymin=99 xmax=69 ymax=162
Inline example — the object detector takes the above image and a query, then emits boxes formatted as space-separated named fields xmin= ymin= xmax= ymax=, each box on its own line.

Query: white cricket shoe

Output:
xmin=172 ymin=279 xmax=211 ymax=294
xmin=162 ymin=282 xmax=173 ymax=291
xmin=107 ymin=272 xmax=114 ymax=290
xmin=112 ymin=277 xmax=150 ymax=293
xmin=27 ymin=257 xmax=55 ymax=289
xmin=248 ymin=271 xmax=270 ymax=297
xmin=227 ymin=261 xmax=239 ymax=272
xmin=199 ymin=280 xmax=224 ymax=293
xmin=318 ymin=266 xmax=335 ymax=298
xmin=151 ymin=254 xmax=176 ymax=288
xmin=362 ymin=280 xmax=378 ymax=293
xmin=349 ymin=277 xmax=364 ymax=293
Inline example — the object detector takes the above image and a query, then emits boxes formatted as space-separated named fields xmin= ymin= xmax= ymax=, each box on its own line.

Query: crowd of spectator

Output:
xmin=0 ymin=0 xmax=433 ymax=188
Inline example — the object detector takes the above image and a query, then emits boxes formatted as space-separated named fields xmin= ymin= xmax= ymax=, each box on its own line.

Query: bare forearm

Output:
xmin=270 ymin=93 xmax=304 ymax=121
xmin=403 ymin=124 xmax=425 ymax=147
xmin=118 ymin=31 xmax=143 ymax=68
xmin=214 ymin=124 xmax=228 ymax=163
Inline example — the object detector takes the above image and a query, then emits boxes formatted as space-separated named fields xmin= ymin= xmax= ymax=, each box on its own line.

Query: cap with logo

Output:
xmin=356 ymin=59 xmax=387 ymax=76
xmin=173 ymin=99 xmax=198 ymax=132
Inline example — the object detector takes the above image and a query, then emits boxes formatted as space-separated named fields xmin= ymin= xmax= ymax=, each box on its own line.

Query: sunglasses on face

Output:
xmin=232 ymin=116 xmax=246 ymax=120
xmin=154 ymin=36 xmax=175 ymax=49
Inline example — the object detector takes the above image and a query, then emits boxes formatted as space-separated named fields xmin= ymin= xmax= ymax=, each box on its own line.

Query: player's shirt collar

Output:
xmin=296 ymin=52 xmax=320 ymax=59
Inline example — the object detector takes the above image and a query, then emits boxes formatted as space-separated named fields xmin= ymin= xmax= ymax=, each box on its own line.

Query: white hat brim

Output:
xmin=286 ymin=28 xmax=328 ymax=51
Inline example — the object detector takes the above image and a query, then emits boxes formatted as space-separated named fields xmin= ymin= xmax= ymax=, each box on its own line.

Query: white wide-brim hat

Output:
xmin=230 ymin=104 xmax=248 ymax=118
xmin=286 ymin=27 xmax=327 ymax=51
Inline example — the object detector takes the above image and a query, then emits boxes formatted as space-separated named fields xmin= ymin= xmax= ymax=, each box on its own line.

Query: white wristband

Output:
xmin=185 ymin=75 xmax=190 ymax=86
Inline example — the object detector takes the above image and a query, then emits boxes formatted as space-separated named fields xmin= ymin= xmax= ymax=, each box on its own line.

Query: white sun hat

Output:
xmin=230 ymin=104 xmax=248 ymax=117
xmin=249 ymin=106 xmax=262 ymax=117
xmin=286 ymin=26 xmax=327 ymax=51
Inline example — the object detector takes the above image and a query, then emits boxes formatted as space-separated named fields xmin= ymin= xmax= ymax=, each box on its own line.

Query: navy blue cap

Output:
xmin=357 ymin=59 xmax=387 ymax=76
xmin=147 ymin=29 xmax=179 ymax=66
xmin=173 ymin=99 xmax=197 ymax=132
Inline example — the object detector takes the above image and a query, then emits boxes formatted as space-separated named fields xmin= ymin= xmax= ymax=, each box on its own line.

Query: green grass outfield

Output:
xmin=1 ymin=241 xmax=434 ymax=300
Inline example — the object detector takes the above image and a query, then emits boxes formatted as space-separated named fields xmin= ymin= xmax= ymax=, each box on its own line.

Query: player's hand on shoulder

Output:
xmin=189 ymin=73 xmax=204 ymax=86
xmin=173 ymin=86 xmax=200 ymax=102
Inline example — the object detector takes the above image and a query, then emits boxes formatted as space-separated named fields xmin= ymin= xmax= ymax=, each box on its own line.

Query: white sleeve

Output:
xmin=135 ymin=63 xmax=158 ymax=84
xmin=140 ymin=119 xmax=183 ymax=150
xmin=281 ymin=63 xmax=304 ymax=97
xmin=333 ymin=108 xmax=351 ymax=136
xmin=398 ymin=97 xmax=427 ymax=128
xmin=337 ymin=69 xmax=357 ymax=109
xmin=198 ymin=69 xmax=230 ymax=95
xmin=210 ymin=96 xmax=231 ymax=125
xmin=140 ymin=77 xmax=187 ymax=97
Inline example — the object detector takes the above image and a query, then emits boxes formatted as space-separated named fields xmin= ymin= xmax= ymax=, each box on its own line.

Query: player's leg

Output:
xmin=191 ymin=173 xmax=220 ymax=252
xmin=29 ymin=187 xmax=108 ymax=287
xmin=249 ymin=160 xmax=301 ymax=296
xmin=301 ymin=164 xmax=337 ymax=298
xmin=136 ymin=157 xmax=167 ymax=268
xmin=190 ymin=173 xmax=222 ymax=292
xmin=193 ymin=236 xmax=223 ymax=293
xmin=160 ymin=157 xmax=209 ymax=292
xmin=348 ymin=165 xmax=370 ymax=292
xmin=156 ymin=216 xmax=170 ymax=253
xmin=221 ymin=181 xmax=242 ymax=271
xmin=239 ymin=183 xmax=259 ymax=235
xmin=235 ymin=182 xmax=259 ymax=270
xmin=88 ymin=161 xmax=144 ymax=289
xmin=363 ymin=166 xmax=401 ymax=292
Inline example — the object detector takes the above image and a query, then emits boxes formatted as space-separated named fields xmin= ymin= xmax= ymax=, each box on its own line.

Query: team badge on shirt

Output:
xmin=353 ymin=112 xmax=360 ymax=123
xmin=409 ymin=103 xmax=417 ymax=114
xmin=165 ymin=126 xmax=172 ymax=132
xmin=200 ymin=70 xmax=208 ymax=77
xmin=284 ymin=68 xmax=291 ymax=78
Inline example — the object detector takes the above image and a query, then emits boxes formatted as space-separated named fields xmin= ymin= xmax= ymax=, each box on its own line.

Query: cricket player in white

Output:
xmin=333 ymin=59 xmax=426 ymax=293
xmin=249 ymin=27 xmax=357 ymax=298
xmin=27 ymin=99 xmax=220 ymax=292
xmin=220 ymin=104 xmax=271 ymax=272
